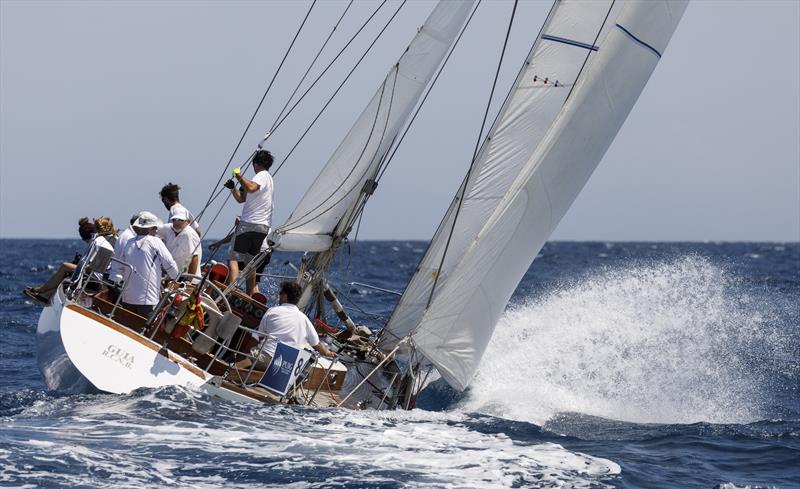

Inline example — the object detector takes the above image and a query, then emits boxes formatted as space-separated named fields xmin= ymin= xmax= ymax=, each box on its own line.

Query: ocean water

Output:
xmin=0 ymin=239 xmax=797 ymax=488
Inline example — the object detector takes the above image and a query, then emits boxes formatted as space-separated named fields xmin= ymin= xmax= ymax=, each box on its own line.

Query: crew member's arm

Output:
xmin=187 ymin=255 xmax=199 ymax=275
xmin=306 ymin=319 xmax=335 ymax=357
xmin=157 ymin=240 xmax=180 ymax=280
xmin=187 ymin=212 xmax=201 ymax=235
xmin=186 ymin=230 xmax=202 ymax=276
xmin=236 ymin=172 xmax=261 ymax=193
xmin=313 ymin=342 xmax=335 ymax=358
xmin=229 ymin=184 xmax=246 ymax=203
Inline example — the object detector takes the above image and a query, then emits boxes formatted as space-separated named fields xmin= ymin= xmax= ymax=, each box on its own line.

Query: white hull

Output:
xmin=36 ymin=292 xmax=258 ymax=404
xmin=36 ymin=288 xmax=95 ymax=393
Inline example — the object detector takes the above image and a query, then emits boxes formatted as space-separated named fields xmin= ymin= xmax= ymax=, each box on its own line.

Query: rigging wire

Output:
xmin=195 ymin=0 xmax=395 ymax=243
xmin=268 ymin=1 xmax=355 ymax=133
xmin=196 ymin=0 xmax=317 ymax=223
xmin=278 ymin=0 xmax=483 ymax=240
xmin=425 ymin=0 xmax=519 ymax=309
xmin=268 ymin=0 xmax=391 ymax=150
xmin=194 ymin=1 xmax=367 ymax=246
xmin=330 ymin=3 xmax=487 ymax=320
xmin=379 ymin=0 xmax=561 ymax=340
xmin=195 ymin=158 xmax=254 ymax=247
xmin=442 ymin=0 xmax=560 ymax=181
xmin=566 ymin=0 xmax=616 ymax=102
xmin=332 ymin=282 xmax=387 ymax=324
xmin=373 ymin=0 xmax=482 ymax=185
xmin=271 ymin=0 xmax=407 ymax=177
xmin=279 ymin=64 xmax=399 ymax=233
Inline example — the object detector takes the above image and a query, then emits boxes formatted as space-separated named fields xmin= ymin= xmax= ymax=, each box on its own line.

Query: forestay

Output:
xmin=274 ymin=0 xmax=476 ymax=253
xmin=381 ymin=0 xmax=688 ymax=391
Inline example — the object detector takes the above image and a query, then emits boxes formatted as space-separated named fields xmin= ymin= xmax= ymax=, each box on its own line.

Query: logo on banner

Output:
xmin=269 ymin=353 xmax=283 ymax=376
xmin=259 ymin=342 xmax=312 ymax=396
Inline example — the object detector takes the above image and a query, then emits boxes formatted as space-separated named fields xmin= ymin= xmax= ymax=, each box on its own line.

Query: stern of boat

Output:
xmin=36 ymin=286 xmax=96 ymax=393
xmin=58 ymin=302 xmax=213 ymax=394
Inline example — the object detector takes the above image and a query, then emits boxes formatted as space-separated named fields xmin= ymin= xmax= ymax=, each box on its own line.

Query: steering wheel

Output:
xmin=178 ymin=273 xmax=232 ymax=314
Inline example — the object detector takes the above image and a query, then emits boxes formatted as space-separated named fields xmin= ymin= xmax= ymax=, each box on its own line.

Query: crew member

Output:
xmin=24 ymin=217 xmax=96 ymax=303
xmin=159 ymin=182 xmax=200 ymax=235
xmin=224 ymin=150 xmax=274 ymax=296
xmin=120 ymin=212 xmax=179 ymax=317
xmin=115 ymin=212 xmax=141 ymax=257
xmin=209 ymin=217 xmax=270 ymax=296
xmin=237 ymin=281 xmax=333 ymax=370
xmin=85 ymin=217 xmax=117 ymax=274
xmin=111 ymin=212 xmax=141 ymax=280
xmin=163 ymin=207 xmax=202 ymax=275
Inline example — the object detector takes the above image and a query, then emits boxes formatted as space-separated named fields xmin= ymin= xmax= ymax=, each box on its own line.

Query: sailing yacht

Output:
xmin=32 ymin=0 xmax=687 ymax=409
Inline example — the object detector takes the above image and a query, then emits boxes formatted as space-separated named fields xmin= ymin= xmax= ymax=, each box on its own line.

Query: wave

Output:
xmin=462 ymin=256 xmax=797 ymax=425
xmin=0 ymin=387 xmax=620 ymax=488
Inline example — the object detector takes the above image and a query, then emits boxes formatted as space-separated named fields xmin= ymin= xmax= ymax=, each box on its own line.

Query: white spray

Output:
xmin=463 ymin=256 xmax=791 ymax=425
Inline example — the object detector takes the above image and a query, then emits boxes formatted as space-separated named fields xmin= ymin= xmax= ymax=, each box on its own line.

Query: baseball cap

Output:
xmin=169 ymin=207 xmax=189 ymax=222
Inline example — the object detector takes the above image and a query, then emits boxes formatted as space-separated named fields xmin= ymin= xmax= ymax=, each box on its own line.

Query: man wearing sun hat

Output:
xmin=163 ymin=206 xmax=202 ymax=275
xmin=120 ymin=211 xmax=179 ymax=317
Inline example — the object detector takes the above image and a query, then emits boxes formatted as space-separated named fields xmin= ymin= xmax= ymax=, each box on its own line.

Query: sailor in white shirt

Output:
xmin=111 ymin=212 xmax=141 ymax=282
xmin=224 ymin=149 xmax=274 ymax=295
xmin=84 ymin=217 xmax=117 ymax=275
xmin=238 ymin=282 xmax=333 ymax=369
xmin=159 ymin=182 xmax=200 ymax=235
xmin=120 ymin=212 xmax=179 ymax=317
xmin=116 ymin=213 xmax=140 ymax=254
xmin=163 ymin=207 xmax=202 ymax=275
xmin=25 ymin=217 xmax=113 ymax=303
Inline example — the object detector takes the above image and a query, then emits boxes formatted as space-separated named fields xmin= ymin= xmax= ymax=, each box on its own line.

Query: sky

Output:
xmin=1 ymin=0 xmax=798 ymax=241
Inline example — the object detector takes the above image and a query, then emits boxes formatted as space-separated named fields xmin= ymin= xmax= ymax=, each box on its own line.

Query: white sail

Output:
xmin=381 ymin=0 xmax=623 ymax=350
xmin=382 ymin=0 xmax=688 ymax=391
xmin=274 ymin=0 xmax=476 ymax=252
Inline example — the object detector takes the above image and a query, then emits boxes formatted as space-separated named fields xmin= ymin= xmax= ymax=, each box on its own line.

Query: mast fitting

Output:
xmin=361 ymin=179 xmax=378 ymax=195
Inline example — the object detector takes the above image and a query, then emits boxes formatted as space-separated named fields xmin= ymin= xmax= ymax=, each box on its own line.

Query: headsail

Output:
xmin=381 ymin=0 xmax=688 ymax=391
xmin=274 ymin=0 xmax=476 ymax=252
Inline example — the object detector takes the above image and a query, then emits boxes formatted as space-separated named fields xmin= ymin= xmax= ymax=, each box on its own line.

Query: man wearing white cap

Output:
xmin=120 ymin=211 xmax=179 ymax=317
xmin=163 ymin=206 xmax=202 ymax=275
xmin=159 ymin=183 xmax=200 ymax=235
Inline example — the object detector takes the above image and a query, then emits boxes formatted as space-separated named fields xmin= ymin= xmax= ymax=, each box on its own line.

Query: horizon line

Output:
xmin=0 ymin=236 xmax=798 ymax=244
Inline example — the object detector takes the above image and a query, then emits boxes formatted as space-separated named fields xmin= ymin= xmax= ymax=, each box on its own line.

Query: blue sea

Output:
xmin=1 ymin=239 xmax=798 ymax=488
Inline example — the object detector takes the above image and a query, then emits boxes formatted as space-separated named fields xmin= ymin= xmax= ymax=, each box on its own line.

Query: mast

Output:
xmin=269 ymin=1 xmax=477 ymax=310
xmin=381 ymin=0 xmax=688 ymax=391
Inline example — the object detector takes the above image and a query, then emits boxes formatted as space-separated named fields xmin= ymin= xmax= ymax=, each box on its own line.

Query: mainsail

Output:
xmin=380 ymin=0 xmax=688 ymax=391
xmin=273 ymin=0 xmax=476 ymax=253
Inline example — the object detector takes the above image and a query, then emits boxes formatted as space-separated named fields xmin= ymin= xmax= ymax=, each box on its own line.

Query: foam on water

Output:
xmin=0 ymin=389 xmax=620 ymax=488
xmin=463 ymin=256 xmax=793 ymax=425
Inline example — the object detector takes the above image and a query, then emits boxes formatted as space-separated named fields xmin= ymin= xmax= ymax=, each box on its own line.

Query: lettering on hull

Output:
xmin=101 ymin=344 xmax=134 ymax=370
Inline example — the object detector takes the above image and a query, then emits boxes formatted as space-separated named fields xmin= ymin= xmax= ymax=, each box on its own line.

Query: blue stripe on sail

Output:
xmin=615 ymin=24 xmax=662 ymax=58
xmin=541 ymin=34 xmax=598 ymax=52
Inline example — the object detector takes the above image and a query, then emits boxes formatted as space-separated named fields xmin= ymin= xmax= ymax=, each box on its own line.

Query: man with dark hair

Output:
xmin=224 ymin=150 xmax=274 ymax=296
xmin=24 ymin=217 xmax=97 ymax=303
xmin=237 ymin=281 xmax=333 ymax=369
xmin=280 ymin=281 xmax=303 ymax=304
xmin=159 ymin=182 xmax=200 ymax=235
